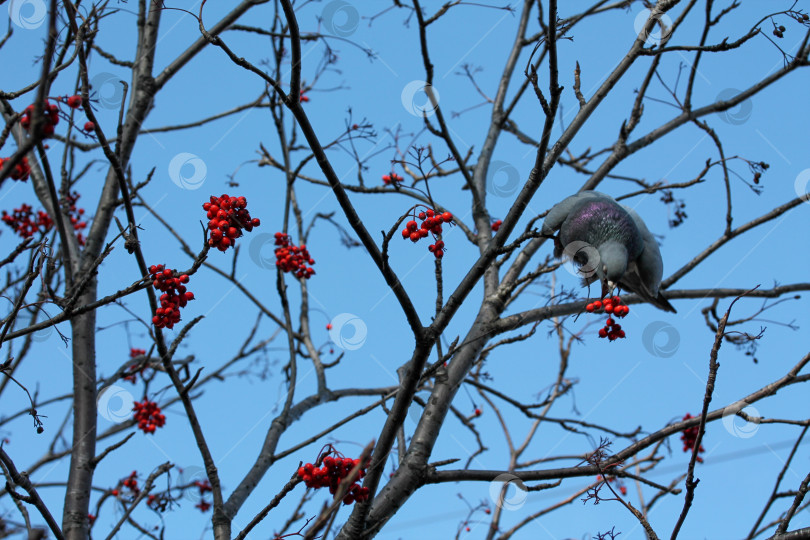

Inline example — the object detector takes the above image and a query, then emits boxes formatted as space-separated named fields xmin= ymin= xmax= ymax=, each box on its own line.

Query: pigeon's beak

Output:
xmin=606 ymin=280 xmax=617 ymax=294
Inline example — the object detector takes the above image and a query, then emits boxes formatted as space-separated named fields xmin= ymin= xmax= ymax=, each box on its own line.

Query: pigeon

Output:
xmin=541 ymin=191 xmax=676 ymax=313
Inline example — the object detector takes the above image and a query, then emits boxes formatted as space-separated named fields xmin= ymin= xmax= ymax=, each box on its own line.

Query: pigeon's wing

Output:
xmin=541 ymin=191 xmax=612 ymax=236
xmin=620 ymin=205 xmax=663 ymax=295
xmin=621 ymin=204 xmax=677 ymax=313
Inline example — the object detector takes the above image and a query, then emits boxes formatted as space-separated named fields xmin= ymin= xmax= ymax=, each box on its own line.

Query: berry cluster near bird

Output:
xmin=586 ymin=296 xmax=629 ymax=341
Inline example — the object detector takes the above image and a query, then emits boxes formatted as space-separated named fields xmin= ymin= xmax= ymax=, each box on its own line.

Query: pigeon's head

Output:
xmin=596 ymin=241 xmax=629 ymax=292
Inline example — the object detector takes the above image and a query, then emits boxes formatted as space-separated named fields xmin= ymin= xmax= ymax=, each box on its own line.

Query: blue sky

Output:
xmin=2 ymin=1 xmax=810 ymax=539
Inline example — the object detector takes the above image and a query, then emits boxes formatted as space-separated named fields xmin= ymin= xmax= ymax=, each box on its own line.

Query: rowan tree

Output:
xmin=1 ymin=1 xmax=809 ymax=539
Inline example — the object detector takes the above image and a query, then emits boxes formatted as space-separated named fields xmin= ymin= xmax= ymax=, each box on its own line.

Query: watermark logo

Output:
xmin=794 ymin=168 xmax=810 ymax=204
xmin=8 ymin=0 xmax=47 ymax=29
xmin=401 ymin=81 xmax=440 ymax=118
xmin=642 ymin=321 xmax=680 ymax=358
xmin=15 ymin=309 xmax=53 ymax=342
xmin=168 ymin=153 xmax=206 ymax=190
xmin=488 ymin=473 xmax=528 ymax=511
xmin=178 ymin=466 xmax=209 ymax=501
xmin=722 ymin=401 xmax=760 ymax=439
xmin=633 ymin=8 xmax=673 ymax=45
xmin=328 ymin=313 xmax=367 ymax=351
xmin=407 ymin=391 xmax=432 ymax=425
xmin=98 ymin=385 xmax=135 ymax=423
xmin=486 ymin=161 xmax=521 ymax=197
xmin=89 ymin=72 xmax=126 ymax=110
xmin=715 ymin=89 xmax=753 ymax=125
xmin=248 ymin=233 xmax=277 ymax=269
xmin=561 ymin=241 xmax=600 ymax=279
xmin=321 ymin=1 xmax=359 ymax=37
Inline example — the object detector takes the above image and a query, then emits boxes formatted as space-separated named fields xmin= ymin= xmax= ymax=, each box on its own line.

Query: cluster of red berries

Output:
xmin=0 ymin=156 xmax=31 ymax=181
xmin=122 ymin=471 xmax=140 ymax=495
xmin=123 ymin=348 xmax=148 ymax=384
xmin=427 ymin=239 xmax=446 ymax=258
xmin=192 ymin=479 xmax=213 ymax=511
xmin=401 ymin=208 xmax=454 ymax=259
xmin=146 ymin=493 xmax=161 ymax=510
xmin=585 ymin=296 xmax=630 ymax=341
xmin=680 ymin=413 xmax=705 ymax=462
xmin=274 ymin=232 xmax=316 ymax=279
xmin=64 ymin=191 xmax=87 ymax=245
xmin=298 ymin=456 xmax=371 ymax=505
xmin=149 ymin=264 xmax=194 ymax=329
xmin=18 ymin=97 xmax=95 ymax=137
xmin=491 ymin=219 xmax=502 ymax=232
xmin=300 ymin=94 xmax=310 ymax=103
xmin=203 ymin=194 xmax=261 ymax=252
xmin=132 ymin=399 xmax=166 ymax=434
xmin=1 ymin=204 xmax=53 ymax=238
xmin=382 ymin=172 xmax=403 ymax=185
xmin=193 ymin=479 xmax=213 ymax=495
xmin=20 ymin=100 xmax=60 ymax=137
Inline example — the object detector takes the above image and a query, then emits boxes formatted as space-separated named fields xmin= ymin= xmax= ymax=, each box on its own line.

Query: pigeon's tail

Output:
xmin=614 ymin=265 xmax=677 ymax=313
xmin=650 ymin=291 xmax=677 ymax=313
xmin=624 ymin=283 xmax=677 ymax=313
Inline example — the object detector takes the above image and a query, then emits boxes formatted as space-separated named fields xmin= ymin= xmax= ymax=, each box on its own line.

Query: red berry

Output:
xmin=83 ymin=121 xmax=95 ymax=132
xmin=66 ymin=95 xmax=82 ymax=108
